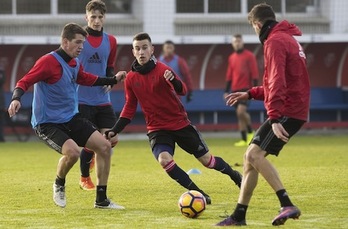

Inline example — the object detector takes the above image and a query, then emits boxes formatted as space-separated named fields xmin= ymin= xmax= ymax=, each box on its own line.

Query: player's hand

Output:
xmin=115 ymin=71 xmax=127 ymax=82
xmin=108 ymin=133 xmax=119 ymax=148
xmin=225 ymin=92 xmax=248 ymax=106
xmin=8 ymin=100 xmax=21 ymax=117
xmin=271 ymin=123 xmax=289 ymax=143
xmin=103 ymin=85 xmax=113 ymax=93
xmin=163 ymin=70 xmax=175 ymax=81
xmin=104 ymin=129 xmax=117 ymax=140
xmin=223 ymin=92 xmax=229 ymax=101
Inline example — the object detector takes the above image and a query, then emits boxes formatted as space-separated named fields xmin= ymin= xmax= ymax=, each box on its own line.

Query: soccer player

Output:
xmin=8 ymin=23 xmax=126 ymax=209
xmin=105 ymin=32 xmax=242 ymax=204
xmin=159 ymin=40 xmax=193 ymax=103
xmin=216 ymin=3 xmax=310 ymax=226
xmin=224 ymin=34 xmax=259 ymax=147
xmin=78 ymin=0 xmax=120 ymax=191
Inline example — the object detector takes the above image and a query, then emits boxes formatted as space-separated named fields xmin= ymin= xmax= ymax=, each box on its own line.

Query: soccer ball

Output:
xmin=178 ymin=190 xmax=206 ymax=218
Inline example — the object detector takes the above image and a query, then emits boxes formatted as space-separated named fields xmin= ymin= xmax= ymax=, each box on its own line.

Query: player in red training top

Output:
xmin=224 ymin=34 xmax=259 ymax=147
xmin=216 ymin=3 xmax=310 ymax=226
xmin=159 ymin=40 xmax=194 ymax=103
xmin=105 ymin=32 xmax=243 ymax=204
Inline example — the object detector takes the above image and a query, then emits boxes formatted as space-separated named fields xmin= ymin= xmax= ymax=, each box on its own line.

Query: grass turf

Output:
xmin=0 ymin=134 xmax=347 ymax=228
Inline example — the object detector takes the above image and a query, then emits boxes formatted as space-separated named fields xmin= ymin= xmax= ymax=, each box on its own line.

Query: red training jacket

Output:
xmin=249 ymin=20 xmax=310 ymax=121
xmin=226 ymin=49 xmax=259 ymax=91
xmin=120 ymin=61 xmax=190 ymax=132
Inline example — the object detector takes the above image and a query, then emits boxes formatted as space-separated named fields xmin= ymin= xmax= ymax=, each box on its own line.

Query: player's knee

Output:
xmin=158 ymin=152 xmax=173 ymax=167
xmin=236 ymin=110 xmax=244 ymax=118
xmin=198 ymin=153 xmax=212 ymax=167
xmin=244 ymin=149 xmax=261 ymax=165
xmin=152 ymin=144 xmax=174 ymax=166
xmin=94 ymin=141 xmax=112 ymax=158
xmin=64 ymin=148 xmax=80 ymax=163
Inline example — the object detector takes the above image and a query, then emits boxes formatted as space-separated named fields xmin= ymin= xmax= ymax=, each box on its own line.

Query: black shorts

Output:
xmin=78 ymin=104 xmax=116 ymax=129
xmin=251 ymin=117 xmax=305 ymax=156
xmin=33 ymin=114 xmax=98 ymax=154
xmin=147 ymin=124 xmax=209 ymax=158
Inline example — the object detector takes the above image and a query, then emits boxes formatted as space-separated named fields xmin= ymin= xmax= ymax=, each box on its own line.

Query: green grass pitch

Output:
xmin=0 ymin=134 xmax=347 ymax=228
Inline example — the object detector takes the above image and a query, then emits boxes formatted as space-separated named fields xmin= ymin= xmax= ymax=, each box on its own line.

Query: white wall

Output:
xmin=322 ymin=0 xmax=348 ymax=33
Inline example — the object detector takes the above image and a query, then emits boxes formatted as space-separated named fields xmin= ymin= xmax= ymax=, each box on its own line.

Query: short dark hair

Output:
xmin=163 ymin=40 xmax=175 ymax=46
xmin=61 ymin=23 xmax=88 ymax=41
xmin=233 ymin=34 xmax=243 ymax=39
xmin=248 ymin=3 xmax=276 ymax=25
xmin=86 ymin=0 xmax=107 ymax=14
xmin=133 ymin=32 xmax=152 ymax=43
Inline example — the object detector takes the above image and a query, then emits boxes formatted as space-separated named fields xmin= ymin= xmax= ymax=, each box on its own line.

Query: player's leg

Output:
xmin=149 ymin=131 xmax=212 ymax=204
xmin=237 ymin=102 xmax=254 ymax=139
xmin=68 ymin=115 xmax=123 ymax=209
xmin=235 ymin=102 xmax=253 ymax=146
xmin=58 ymin=140 xmax=81 ymax=179
xmin=197 ymin=152 xmax=242 ymax=187
xmin=175 ymin=125 xmax=243 ymax=187
xmin=217 ymin=117 xmax=304 ymax=226
xmin=34 ymin=123 xmax=78 ymax=208
xmin=97 ymin=105 xmax=118 ymax=154
xmin=251 ymin=117 xmax=304 ymax=225
xmin=78 ymin=104 xmax=96 ymax=190
xmin=216 ymin=147 xmax=258 ymax=226
xmin=85 ymin=131 xmax=110 ymax=185
xmin=84 ymin=130 xmax=124 ymax=209
xmin=79 ymin=148 xmax=95 ymax=190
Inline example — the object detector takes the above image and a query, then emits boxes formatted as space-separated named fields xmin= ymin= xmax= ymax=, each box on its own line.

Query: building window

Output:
xmin=247 ymin=0 xmax=281 ymax=13
xmin=208 ymin=0 xmax=241 ymax=13
xmin=0 ymin=0 xmax=12 ymax=14
xmin=17 ymin=0 xmax=50 ymax=14
xmin=58 ymin=0 xmax=131 ymax=14
xmin=0 ymin=0 xmax=131 ymax=15
xmin=177 ymin=0 xmax=320 ymax=14
xmin=176 ymin=0 xmax=204 ymax=13
xmin=177 ymin=0 xmax=240 ymax=13
xmin=286 ymin=0 xmax=316 ymax=13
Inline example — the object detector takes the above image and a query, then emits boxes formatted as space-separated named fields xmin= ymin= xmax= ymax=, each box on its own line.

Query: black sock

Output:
xmin=213 ymin=157 xmax=242 ymax=187
xmin=247 ymin=125 xmax=253 ymax=133
xmin=231 ymin=203 xmax=248 ymax=221
xmin=80 ymin=149 xmax=94 ymax=178
xmin=55 ymin=175 xmax=65 ymax=186
xmin=241 ymin=131 xmax=247 ymax=141
xmin=276 ymin=189 xmax=294 ymax=207
xmin=164 ymin=161 xmax=208 ymax=196
xmin=96 ymin=185 xmax=107 ymax=203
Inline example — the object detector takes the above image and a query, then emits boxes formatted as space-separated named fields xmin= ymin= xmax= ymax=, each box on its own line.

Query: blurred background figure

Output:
xmin=224 ymin=34 xmax=259 ymax=147
xmin=0 ymin=69 xmax=5 ymax=142
xmin=159 ymin=40 xmax=194 ymax=103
